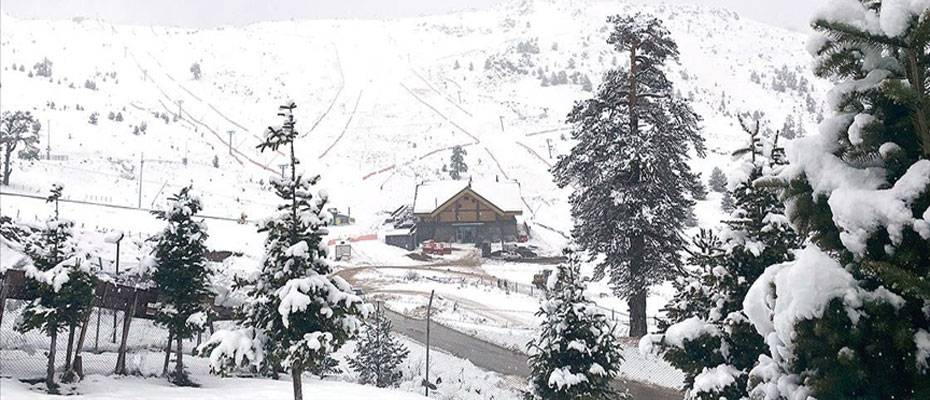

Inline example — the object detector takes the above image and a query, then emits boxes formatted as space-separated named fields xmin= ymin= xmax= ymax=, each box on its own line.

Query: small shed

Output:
xmin=329 ymin=207 xmax=355 ymax=226
xmin=384 ymin=227 xmax=416 ymax=251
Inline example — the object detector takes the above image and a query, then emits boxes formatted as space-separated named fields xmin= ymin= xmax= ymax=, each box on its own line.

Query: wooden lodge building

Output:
xmin=411 ymin=179 xmax=526 ymax=244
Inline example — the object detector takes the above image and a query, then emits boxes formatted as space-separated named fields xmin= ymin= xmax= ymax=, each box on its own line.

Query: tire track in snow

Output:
xmin=302 ymin=45 xmax=345 ymax=138
xmin=399 ymin=82 xmax=480 ymax=145
xmin=319 ymin=89 xmax=364 ymax=159
xmin=515 ymin=141 xmax=551 ymax=168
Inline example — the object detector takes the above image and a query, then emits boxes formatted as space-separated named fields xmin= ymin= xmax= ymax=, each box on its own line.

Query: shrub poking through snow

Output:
xmin=551 ymin=13 xmax=705 ymax=337
xmin=348 ymin=305 xmax=409 ymax=388
xmin=526 ymin=248 xmax=628 ymax=400
xmin=642 ymin=121 xmax=800 ymax=400
xmin=16 ymin=184 xmax=97 ymax=393
xmin=150 ymin=185 xmax=212 ymax=386
xmin=197 ymin=102 xmax=370 ymax=400
xmin=740 ymin=2 xmax=930 ymax=398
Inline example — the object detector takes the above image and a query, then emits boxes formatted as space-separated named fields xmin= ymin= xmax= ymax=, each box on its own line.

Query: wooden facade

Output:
xmin=414 ymin=186 xmax=523 ymax=244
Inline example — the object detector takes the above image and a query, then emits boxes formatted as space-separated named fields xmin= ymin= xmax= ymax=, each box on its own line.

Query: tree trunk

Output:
xmin=292 ymin=367 xmax=303 ymax=400
xmin=628 ymin=231 xmax=648 ymax=338
xmin=61 ymin=324 xmax=77 ymax=382
xmin=64 ymin=324 xmax=75 ymax=369
xmin=628 ymin=289 xmax=648 ymax=337
xmin=162 ymin=331 xmax=174 ymax=376
xmin=175 ymin=334 xmax=184 ymax=380
xmin=2 ymin=146 xmax=12 ymax=186
xmin=71 ymin=313 xmax=93 ymax=381
xmin=46 ymin=325 xmax=59 ymax=394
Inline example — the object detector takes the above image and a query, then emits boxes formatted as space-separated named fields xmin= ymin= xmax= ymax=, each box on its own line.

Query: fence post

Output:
xmin=70 ymin=296 xmax=96 ymax=380
xmin=94 ymin=286 xmax=109 ymax=352
xmin=0 ymin=272 xmax=8 ymax=328
xmin=114 ymin=289 xmax=138 ymax=375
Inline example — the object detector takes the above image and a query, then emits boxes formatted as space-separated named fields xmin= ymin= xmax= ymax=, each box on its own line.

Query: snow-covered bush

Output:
xmin=348 ymin=306 xmax=409 ymax=388
xmin=742 ymin=2 xmax=930 ymax=398
xmin=527 ymin=248 xmax=628 ymax=400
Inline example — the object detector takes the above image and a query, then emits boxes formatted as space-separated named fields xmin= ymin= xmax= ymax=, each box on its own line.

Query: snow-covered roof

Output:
xmin=413 ymin=180 xmax=523 ymax=215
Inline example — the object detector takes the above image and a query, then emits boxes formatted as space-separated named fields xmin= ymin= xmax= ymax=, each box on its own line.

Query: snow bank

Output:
xmin=0 ymin=375 xmax=427 ymax=400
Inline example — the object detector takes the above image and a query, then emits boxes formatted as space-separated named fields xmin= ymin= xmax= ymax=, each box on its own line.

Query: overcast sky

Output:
xmin=0 ymin=0 xmax=827 ymax=31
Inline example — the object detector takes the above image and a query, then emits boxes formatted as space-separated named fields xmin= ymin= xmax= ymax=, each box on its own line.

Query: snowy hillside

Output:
xmin=0 ymin=0 xmax=827 ymax=246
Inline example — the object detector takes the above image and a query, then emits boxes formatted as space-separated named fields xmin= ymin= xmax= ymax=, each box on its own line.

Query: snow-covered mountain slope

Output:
xmin=0 ymin=0 xmax=827 ymax=251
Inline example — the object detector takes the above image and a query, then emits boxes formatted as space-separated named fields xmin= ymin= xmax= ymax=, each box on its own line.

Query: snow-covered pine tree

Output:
xmin=348 ymin=305 xmax=409 ymax=388
xmin=643 ymin=119 xmax=800 ymax=400
xmin=552 ymin=13 xmax=705 ymax=337
xmin=709 ymin=167 xmax=727 ymax=193
xmin=16 ymin=184 xmax=96 ymax=393
xmin=741 ymin=2 xmax=930 ymax=398
xmin=150 ymin=186 xmax=212 ymax=386
xmin=449 ymin=145 xmax=468 ymax=180
xmin=1 ymin=110 xmax=42 ymax=185
xmin=527 ymin=248 xmax=627 ymax=400
xmin=720 ymin=191 xmax=735 ymax=213
xmin=198 ymin=101 xmax=369 ymax=400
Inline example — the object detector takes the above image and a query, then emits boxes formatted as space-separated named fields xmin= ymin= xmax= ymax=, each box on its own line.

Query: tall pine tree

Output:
xmin=552 ymin=13 xmax=704 ymax=337
xmin=526 ymin=248 xmax=627 ymax=400
xmin=16 ymin=184 xmax=96 ymax=393
xmin=643 ymin=119 xmax=800 ymax=399
xmin=198 ymin=101 xmax=370 ymax=400
xmin=742 ymin=3 xmax=930 ymax=398
xmin=150 ymin=186 xmax=212 ymax=386
xmin=348 ymin=304 xmax=409 ymax=388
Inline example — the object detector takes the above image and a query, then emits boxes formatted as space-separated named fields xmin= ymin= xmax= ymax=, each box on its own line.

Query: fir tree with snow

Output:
xmin=720 ymin=191 xmax=735 ymax=213
xmin=741 ymin=2 xmax=930 ymax=398
xmin=198 ymin=101 xmax=370 ymax=400
xmin=708 ymin=167 xmax=727 ymax=193
xmin=527 ymin=248 xmax=627 ymax=400
xmin=643 ymin=120 xmax=800 ymax=400
xmin=552 ymin=13 xmax=705 ymax=337
xmin=348 ymin=305 xmax=409 ymax=388
xmin=190 ymin=62 xmax=202 ymax=80
xmin=449 ymin=144 xmax=468 ymax=180
xmin=16 ymin=184 xmax=97 ymax=393
xmin=150 ymin=185 xmax=212 ymax=386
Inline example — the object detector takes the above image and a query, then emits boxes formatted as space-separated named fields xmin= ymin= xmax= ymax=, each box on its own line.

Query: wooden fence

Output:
xmin=0 ymin=269 xmax=234 ymax=377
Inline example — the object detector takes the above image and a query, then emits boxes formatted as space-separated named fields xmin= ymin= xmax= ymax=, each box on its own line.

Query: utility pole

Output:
xmin=227 ymin=130 xmax=235 ymax=155
xmin=424 ymin=290 xmax=435 ymax=397
xmin=177 ymin=100 xmax=184 ymax=121
xmin=498 ymin=116 xmax=505 ymax=133
xmin=137 ymin=154 xmax=144 ymax=208
xmin=546 ymin=138 xmax=553 ymax=159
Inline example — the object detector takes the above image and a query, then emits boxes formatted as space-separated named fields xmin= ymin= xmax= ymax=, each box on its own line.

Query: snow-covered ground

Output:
xmin=0 ymin=0 xmax=834 ymax=396
xmin=1 ymin=377 xmax=426 ymax=400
